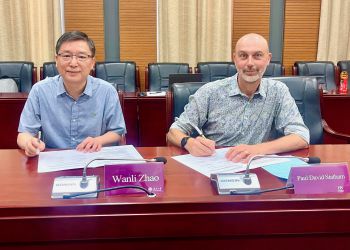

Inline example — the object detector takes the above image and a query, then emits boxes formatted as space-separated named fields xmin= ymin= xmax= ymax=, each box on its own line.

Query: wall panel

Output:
xmin=119 ymin=0 xmax=157 ymax=90
xmin=283 ymin=0 xmax=321 ymax=75
xmin=64 ymin=0 xmax=105 ymax=61
xmin=232 ymin=0 xmax=270 ymax=55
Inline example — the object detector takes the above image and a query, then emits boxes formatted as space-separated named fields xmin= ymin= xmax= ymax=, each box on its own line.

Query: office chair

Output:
xmin=146 ymin=63 xmax=191 ymax=91
xmin=263 ymin=62 xmax=285 ymax=77
xmin=0 ymin=61 xmax=36 ymax=92
xmin=270 ymin=76 xmax=350 ymax=144
xmin=40 ymin=61 xmax=96 ymax=81
xmin=40 ymin=62 xmax=59 ymax=80
xmin=95 ymin=61 xmax=138 ymax=92
xmin=166 ymin=82 xmax=206 ymax=131
xmin=292 ymin=61 xmax=338 ymax=90
xmin=168 ymin=73 xmax=203 ymax=90
xmin=196 ymin=62 xmax=237 ymax=82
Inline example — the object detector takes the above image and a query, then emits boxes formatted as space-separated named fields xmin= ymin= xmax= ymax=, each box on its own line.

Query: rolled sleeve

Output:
xmin=170 ymin=88 xmax=209 ymax=135
xmin=104 ymin=89 xmax=126 ymax=136
xmin=18 ymin=85 xmax=41 ymax=136
xmin=275 ymin=87 xmax=310 ymax=144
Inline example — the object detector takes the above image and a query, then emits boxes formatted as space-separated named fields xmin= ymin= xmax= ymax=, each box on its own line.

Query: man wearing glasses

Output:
xmin=17 ymin=31 xmax=126 ymax=157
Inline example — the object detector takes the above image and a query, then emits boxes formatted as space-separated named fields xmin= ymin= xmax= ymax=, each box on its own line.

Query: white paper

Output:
xmin=146 ymin=91 xmax=166 ymax=96
xmin=172 ymin=148 xmax=289 ymax=177
xmin=38 ymin=145 xmax=144 ymax=173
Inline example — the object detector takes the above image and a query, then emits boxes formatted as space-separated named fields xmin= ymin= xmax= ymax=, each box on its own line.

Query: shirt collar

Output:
xmin=56 ymin=75 xmax=94 ymax=97
xmin=229 ymin=74 xmax=267 ymax=98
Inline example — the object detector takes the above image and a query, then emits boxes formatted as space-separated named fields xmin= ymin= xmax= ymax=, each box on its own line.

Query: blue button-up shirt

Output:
xmin=18 ymin=75 xmax=126 ymax=149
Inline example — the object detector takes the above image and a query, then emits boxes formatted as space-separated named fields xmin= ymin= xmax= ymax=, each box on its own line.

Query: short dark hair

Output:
xmin=55 ymin=31 xmax=96 ymax=57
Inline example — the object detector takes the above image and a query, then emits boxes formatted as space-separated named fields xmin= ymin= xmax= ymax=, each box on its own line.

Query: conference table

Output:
xmin=2 ymin=145 xmax=350 ymax=249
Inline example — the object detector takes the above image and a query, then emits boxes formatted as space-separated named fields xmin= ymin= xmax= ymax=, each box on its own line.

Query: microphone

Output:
xmin=63 ymin=185 xmax=157 ymax=199
xmin=51 ymin=156 xmax=167 ymax=199
xmin=210 ymin=154 xmax=321 ymax=195
xmin=243 ymin=155 xmax=321 ymax=186
xmin=81 ymin=157 xmax=167 ymax=189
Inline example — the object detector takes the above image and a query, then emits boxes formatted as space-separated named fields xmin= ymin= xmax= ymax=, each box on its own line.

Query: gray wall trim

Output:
xmin=104 ymin=0 xmax=120 ymax=61
xmin=269 ymin=0 xmax=285 ymax=63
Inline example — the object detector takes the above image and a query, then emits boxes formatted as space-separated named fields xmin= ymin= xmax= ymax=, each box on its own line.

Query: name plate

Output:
xmin=287 ymin=163 xmax=350 ymax=194
xmin=104 ymin=162 xmax=164 ymax=195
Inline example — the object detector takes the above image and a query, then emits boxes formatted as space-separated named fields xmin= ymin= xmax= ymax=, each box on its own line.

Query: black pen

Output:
xmin=175 ymin=117 xmax=206 ymax=139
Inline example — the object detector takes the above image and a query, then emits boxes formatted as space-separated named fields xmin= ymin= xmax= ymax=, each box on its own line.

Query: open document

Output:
xmin=38 ymin=145 xmax=144 ymax=173
xmin=172 ymin=148 xmax=298 ymax=177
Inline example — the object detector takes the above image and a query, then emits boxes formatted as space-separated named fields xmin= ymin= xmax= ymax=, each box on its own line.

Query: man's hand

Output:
xmin=185 ymin=136 xmax=216 ymax=156
xmin=24 ymin=137 xmax=45 ymax=157
xmin=225 ymin=144 xmax=263 ymax=163
xmin=76 ymin=137 xmax=102 ymax=152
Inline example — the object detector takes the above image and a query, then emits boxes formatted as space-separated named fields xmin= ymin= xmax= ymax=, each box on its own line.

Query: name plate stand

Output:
xmin=288 ymin=163 xmax=350 ymax=194
xmin=104 ymin=162 xmax=164 ymax=195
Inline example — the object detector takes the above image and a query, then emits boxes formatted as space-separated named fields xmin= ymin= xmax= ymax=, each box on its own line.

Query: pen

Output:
xmin=37 ymin=131 xmax=42 ymax=143
xmin=36 ymin=131 xmax=41 ymax=155
xmin=188 ymin=121 xmax=206 ymax=139
xmin=175 ymin=117 xmax=206 ymax=139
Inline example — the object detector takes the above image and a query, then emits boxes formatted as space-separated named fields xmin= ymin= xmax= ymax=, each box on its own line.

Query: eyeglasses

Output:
xmin=57 ymin=53 xmax=93 ymax=62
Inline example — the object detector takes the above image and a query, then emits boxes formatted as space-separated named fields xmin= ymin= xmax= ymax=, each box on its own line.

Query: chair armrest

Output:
xmin=322 ymin=119 xmax=350 ymax=143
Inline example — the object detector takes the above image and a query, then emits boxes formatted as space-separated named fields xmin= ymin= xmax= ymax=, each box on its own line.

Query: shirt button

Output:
xmin=72 ymin=138 xmax=75 ymax=141
xmin=72 ymin=119 xmax=76 ymax=122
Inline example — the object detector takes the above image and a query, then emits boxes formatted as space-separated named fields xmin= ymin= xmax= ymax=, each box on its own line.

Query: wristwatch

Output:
xmin=180 ymin=136 xmax=191 ymax=149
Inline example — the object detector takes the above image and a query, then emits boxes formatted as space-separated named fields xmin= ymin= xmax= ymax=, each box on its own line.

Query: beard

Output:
xmin=239 ymin=66 xmax=267 ymax=83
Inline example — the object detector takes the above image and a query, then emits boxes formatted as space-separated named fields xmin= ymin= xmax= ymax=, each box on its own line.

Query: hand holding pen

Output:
xmin=175 ymin=117 xmax=215 ymax=156
xmin=23 ymin=131 xmax=45 ymax=157
xmin=36 ymin=131 xmax=42 ymax=155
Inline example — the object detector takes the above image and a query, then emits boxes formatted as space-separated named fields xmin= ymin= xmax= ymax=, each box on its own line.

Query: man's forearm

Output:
xmin=167 ymin=128 xmax=188 ymax=147
xmin=98 ymin=131 xmax=122 ymax=146
xmin=258 ymin=134 xmax=309 ymax=155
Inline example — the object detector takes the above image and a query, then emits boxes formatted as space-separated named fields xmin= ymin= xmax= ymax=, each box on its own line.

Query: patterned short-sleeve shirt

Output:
xmin=170 ymin=74 xmax=310 ymax=146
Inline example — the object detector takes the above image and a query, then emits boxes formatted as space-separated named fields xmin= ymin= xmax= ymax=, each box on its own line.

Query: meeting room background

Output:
xmin=1 ymin=0 xmax=349 ymax=91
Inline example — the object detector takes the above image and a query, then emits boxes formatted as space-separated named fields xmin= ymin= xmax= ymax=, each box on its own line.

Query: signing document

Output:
xmin=38 ymin=145 xmax=143 ymax=173
xmin=172 ymin=148 xmax=294 ymax=177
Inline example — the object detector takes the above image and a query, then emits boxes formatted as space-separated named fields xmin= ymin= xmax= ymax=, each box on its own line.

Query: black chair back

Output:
xmin=42 ymin=62 xmax=59 ymax=79
xmin=148 ymin=63 xmax=190 ymax=91
xmin=270 ymin=76 xmax=323 ymax=144
xmin=168 ymin=73 xmax=202 ymax=90
xmin=197 ymin=62 xmax=237 ymax=82
xmin=95 ymin=61 xmax=137 ymax=92
xmin=171 ymin=82 xmax=206 ymax=119
xmin=263 ymin=62 xmax=284 ymax=77
xmin=294 ymin=61 xmax=336 ymax=90
xmin=0 ymin=61 xmax=34 ymax=92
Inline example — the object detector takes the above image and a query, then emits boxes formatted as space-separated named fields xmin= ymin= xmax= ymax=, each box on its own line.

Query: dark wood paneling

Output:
xmin=64 ymin=0 xmax=105 ymax=61
xmin=119 ymin=0 xmax=157 ymax=91
xmin=232 ymin=0 xmax=270 ymax=53
xmin=283 ymin=0 xmax=321 ymax=75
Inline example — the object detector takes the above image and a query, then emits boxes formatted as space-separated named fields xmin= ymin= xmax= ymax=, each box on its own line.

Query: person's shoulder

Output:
xmin=263 ymin=78 xmax=289 ymax=92
xmin=91 ymin=76 xmax=116 ymax=90
xmin=200 ymin=76 xmax=234 ymax=92
xmin=90 ymin=76 xmax=118 ymax=99
xmin=31 ymin=75 xmax=59 ymax=92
